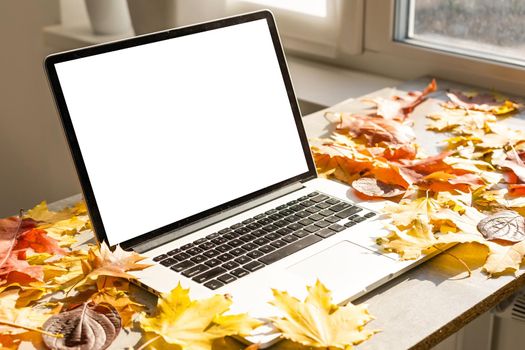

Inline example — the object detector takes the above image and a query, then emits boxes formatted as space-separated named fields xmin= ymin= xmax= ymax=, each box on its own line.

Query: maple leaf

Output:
xmin=443 ymin=91 xmax=520 ymax=115
xmin=72 ymin=243 xmax=151 ymax=291
xmin=91 ymin=285 xmax=143 ymax=327
xmin=15 ymin=228 xmax=66 ymax=257
xmin=38 ymin=216 xmax=89 ymax=247
xmin=270 ymin=280 xmax=376 ymax=349
xmin=477 ymin=123 xmax=525 ymax=149
xmin=0 ymin=289 xmax=61 ymax=336
xmin=139 ymin=283 xmax=261 ymax=350
xmin=483 ymin=240 xmax=525 ymax=276
xmin=426 ymin=108 xmax=496 ymax=137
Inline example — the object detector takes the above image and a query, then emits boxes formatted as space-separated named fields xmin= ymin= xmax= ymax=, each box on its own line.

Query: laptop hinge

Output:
xmin=132 ymin=181 xmax=305 ymax=253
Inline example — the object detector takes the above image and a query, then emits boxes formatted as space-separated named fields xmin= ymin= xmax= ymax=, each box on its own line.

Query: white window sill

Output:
xmin=43 ymin=25 xmax=400 ymax=113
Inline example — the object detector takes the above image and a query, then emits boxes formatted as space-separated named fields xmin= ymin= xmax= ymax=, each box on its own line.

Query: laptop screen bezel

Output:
xmin=45 ymin=10 xmax=317 ymax=250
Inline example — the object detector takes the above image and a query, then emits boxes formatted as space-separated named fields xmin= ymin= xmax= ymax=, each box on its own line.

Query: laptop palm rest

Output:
xmin=286 ymin=240 xmax=400 ymax=303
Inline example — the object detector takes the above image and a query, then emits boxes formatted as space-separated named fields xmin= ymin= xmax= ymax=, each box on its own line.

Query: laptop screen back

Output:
xmin=51 ymin=17 xmax=312 ymax=247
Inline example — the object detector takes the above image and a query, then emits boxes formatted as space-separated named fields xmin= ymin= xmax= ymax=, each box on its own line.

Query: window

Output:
xmin=396 ymin=0 xmax=525 ymax=67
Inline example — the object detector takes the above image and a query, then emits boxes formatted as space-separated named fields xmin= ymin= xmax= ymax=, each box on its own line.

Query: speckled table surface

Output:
xmin=45 ymin=78 xmax=525 ymax=350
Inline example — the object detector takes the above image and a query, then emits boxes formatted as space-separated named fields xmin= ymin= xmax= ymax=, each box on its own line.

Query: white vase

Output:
xmin=126 ymin=0 xmax=177 ymax=35
xmin=85 ymin=0 xmax=133 ymax=35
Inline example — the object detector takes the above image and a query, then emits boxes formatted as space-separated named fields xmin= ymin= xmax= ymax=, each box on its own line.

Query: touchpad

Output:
xmin=286 ymin=241 xmax=399 ymax=301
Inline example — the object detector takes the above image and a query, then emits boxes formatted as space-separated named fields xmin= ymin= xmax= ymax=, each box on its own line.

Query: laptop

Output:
xmin=45 ymin=10 xmax=437 ymax=346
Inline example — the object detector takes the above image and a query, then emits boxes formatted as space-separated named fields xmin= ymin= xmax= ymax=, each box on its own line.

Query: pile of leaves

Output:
xmin=312 ymin=80 xmax=525 ymax=276
xmin=0 ymin=201 xmax=376 ymax=350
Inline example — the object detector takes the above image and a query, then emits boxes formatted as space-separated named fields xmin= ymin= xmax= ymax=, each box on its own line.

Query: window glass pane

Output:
xmin=408 ymin=0 xmax=525 ymax=63
xmin=242 ymin=0 xmax=327 ymax=17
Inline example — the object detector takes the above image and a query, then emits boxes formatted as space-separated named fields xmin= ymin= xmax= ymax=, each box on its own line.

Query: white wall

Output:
xmin=0 ymin=0 xmax=80 ymax=217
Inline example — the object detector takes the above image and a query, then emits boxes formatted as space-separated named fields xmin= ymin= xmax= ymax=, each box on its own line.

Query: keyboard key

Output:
xmin=217 ymin=253 xmax=234 ymax=262
xmin=173 ymin=252 xmax=191 ymax=261
xmin=270 ymin=240 xmax=287 ymax=248
xmin=242 ymin=218 xmax=255 ymax=224
xmin=186 ymin=247 xmax=203 ymax=255
xmin=348 ymin=214 xmax=359 ymax=220
xmin=295 ymin=211 xmax=310 ymax=218
xmin=206 ymin=232 xmax=219 ymax=239
xmin=307 ymin=191 xmax=320 ymax=197
xmin=218 ymin=274 xmax=237 ymax=284
xmin=288 ymin=223 xmax=303 ymax=231
xmin=265 ymin=209 xmax=278 ymax=215
xmin=353 ymin=216 xmax=367 ymax=223
xmin=257 ymin=218 xmax=272 ymax=225
xmin=246 ymin=222 xmax=262 ymax=230
xmin=223 ymin=233 xmax=236 ymax=240
xmin=235 ymin=227 xmax=250 ymax=235
xmin=315 ymin=202 xmax=331 ymax=209
xmin=230 ymin=248 xmax=246 ymax=256
xmin=259 ymin=245 xmax=275 ymax=254
xmin=335 ymin=207 xmax=362 ymax=219
xmin=344 ymin=221 xmax=357 ymax=228
xmin=193 ymin=267 xmax=227 ymax=283
xmin=326 ymin=198 xmax=340 ymax=205
xmin=199 ymin=242 xmax=215 ymax=250
xmin=262 ymin=224 xmax=279 ymax=232
xmin=290 ymin=204 xmax=304 ymax=212
xmin=247 ymin=250 xmax=264 ymax=259
xmin=259 ymin=235 xmax=323 ymax=265
xmin=219 ymin=228 xmax=232 ymax=234
xmin=234 ymin=255 xmax=252 ymax=264
xmin=190 ymin=255 xmax=207 ymax=264
xmin=304 ymin=225 xmax=321 ymax=233
xmin=228 ymin=239 xmax=244 ymax=247
xmin=170 ymin=260 xmax=195 ymax=272
xmin=268 ymin=214 xmax=283 ymax=221
xmin=300 ymin=200 xmax=315 ymax=207
xmin=305 ymin=206 xmax=322 ymax=214
xmin=284 ymin=215 xmax=301 ymax=223
xmin=231 ymin=268 xmax=249 ymax=278
xmin=309 ymin=214 xmax=324 ymax=221
xmin=203 ymin=249 xmax=220 ymax=258
xmin=330 ymin=203 xmax=351 ymax=212
xmin=298 ymin=195 xmax=309 ymax=201
xmin=329 ymin=224 xmax=346 ymax=232
xmin=279 ymin=209 xmax=294 ymax=216
xmin=153 ymin=254 xmax=168 ymax=262
xmin=160 ymin=258 xmax=177 ymax=267
xmin=205 ymin=258 xmax=221 ymax=267
xmin=298 ymin=219 xmax=314 ymax=226
xmin=264 ymin=232 xmax=280 ymax=241
xmin=310 ymin=194 xmax=329 ymax=203
xmin=254 ymin=237 xmax=270 ymax=246
xmin=222 ymin=261 xmax=240 ymax=270
xmin=282 ymin=234 xmax=299 ymax=243
xmin=254 ymin=213 xmax=266 ymax=219
xmin=294 ymin=230 xmax=310 ymax=238
xmin=314 ymin=220 xmax=331 ymax=228
xmin=204 ymin=280 xmax=224 ymax=290
xmin=252 ymin=229 xmax=267 ymax=237
xmin=181 ymin=243 xmax=194 ymax=250
xmin=215 ymin=244 xmax=231 ymax=253
xmin=194 ymin=238 xmax=207 ymax=245
xmin=230 ymin=223 xmax=243 ymax=229
xmin=365 ymin=212 xmax=377 ymax=218
xmin=274 ymin=220 xmax=289 ymax=228
xmin=319 ymin=209 xmax=335 ymax=217
xmin=277 ymin=227 xmax=293 ymax=236
xmin=241 ymin=243 xmax=258 ymax=251
xmin=276 ymin=204 xmax=287 ymax=210
xmin=167 ymin=248 xmax=181 ymax=256
xmin=316 ymin=228 xmax=336 ymax=238
xmin=325 ymin=216 xmax=341 ymax=223
xmin=182 ymin=264 xmax=209 ymax=277
xmin=244 ymin=261 xmax=265 ymax=272
xmin=286 ymin=200 xmax=298 ymax=206
xmin=211 ymin=237 xmax=228 ymax=245
xmin=239 ymin=234 xmax=255 ymax=243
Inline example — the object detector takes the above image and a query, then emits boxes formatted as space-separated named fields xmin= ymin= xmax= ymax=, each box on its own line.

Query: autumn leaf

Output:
xmin=477 ymin=211 xmax=525 ymax=243
xmin=426 ymin=108 xmax=496 ymax=137
xmin=39 ymin=216 xmax=90 ymax=247
xmin=72 ymin=243 xmax=151 ymax=291
xmin=270 ymin=280 xmax=376 ymax=349
xmin=352 ymin=177 xmax=405 ymax=198
xmin=443 ymin=91 xmax=520 ymax=115
xmin=139 ymin=283 xmax=261 ymax=350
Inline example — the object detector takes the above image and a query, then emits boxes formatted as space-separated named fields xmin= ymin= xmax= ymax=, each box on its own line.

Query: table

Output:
xmin=46 ymin=78 xmax=525 ymax=350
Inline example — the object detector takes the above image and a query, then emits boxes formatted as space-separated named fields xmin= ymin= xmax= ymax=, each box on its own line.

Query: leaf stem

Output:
xmin=136 ymin=335 xmax=161 ymax=350
xmin=0 ymin=319 xmax=63 ymax=338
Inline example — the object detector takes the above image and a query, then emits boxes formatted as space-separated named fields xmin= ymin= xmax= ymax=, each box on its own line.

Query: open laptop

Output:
xmin=45 ymin=11 xmax=438 ymax=346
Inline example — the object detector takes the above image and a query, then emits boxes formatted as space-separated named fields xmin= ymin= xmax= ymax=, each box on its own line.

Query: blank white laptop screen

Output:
xmin=54 ymin=19 xmax=310 ymax=246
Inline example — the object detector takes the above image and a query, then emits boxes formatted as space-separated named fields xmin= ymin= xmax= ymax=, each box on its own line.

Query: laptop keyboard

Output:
xmin=153 ymin=191 xmax=376 ymax=290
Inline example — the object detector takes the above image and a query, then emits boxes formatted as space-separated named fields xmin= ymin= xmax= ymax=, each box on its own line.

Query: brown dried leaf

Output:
xmin=477 ymin=211 xmax=525 ymax=243
xmin=352 ymin=177 xmax=405 ymax=198
xmin=42 ymin=302 xmax=121 ymax=350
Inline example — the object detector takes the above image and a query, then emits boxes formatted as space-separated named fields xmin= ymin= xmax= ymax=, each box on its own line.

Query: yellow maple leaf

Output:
xmin=38 ymin=216 xmax=89 ymax=246
xmin=139 ymin=283 xmax=261 ymax=350
xmin=426 ymin=108 xmax=496 ymax=137
xmin=91 ymin=286 xmax=143 ymax=327
xmin=270 ymin=280 xmax=376 ymax=349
